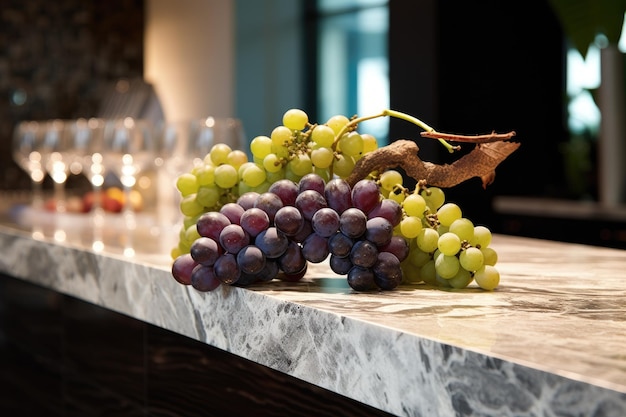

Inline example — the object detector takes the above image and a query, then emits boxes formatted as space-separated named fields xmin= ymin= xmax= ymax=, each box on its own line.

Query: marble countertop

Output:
xmin=0 ymin=204 xmax=625 ymax=416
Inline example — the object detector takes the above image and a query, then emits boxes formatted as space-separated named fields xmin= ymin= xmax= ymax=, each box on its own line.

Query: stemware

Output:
xmin=12 ymin=120 xmax=45 ymax=211
xmin=40 ymin=119 xmax=73 ymax=213
xmin=187 ymin=117 xmax=246 ymax=165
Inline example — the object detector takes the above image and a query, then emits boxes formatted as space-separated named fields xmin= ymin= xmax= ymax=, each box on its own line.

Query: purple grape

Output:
xmin=295 ymin=189 xmax=327 ymax=221
xmin=239 ymin=207 xmax=270 ymax=237
xmin=280 ymin=262 xmax=308 ymax=282
xmin=329 ymin=254 xmax=353 ymax=275
xmin=268 ymin=179 xmax=299 ymax=206
xmin=191 ymin=264 xmax=221 ymax=292
xmin=365 ymin=217 xmax=393 ymax=246
xmin=301 ymin=232 xmax=329 ymax=263
xmin=347 ymin=266 xmax=376 ymax=291
xmin=213 ymin=253 xmax=241 ymax=284
xmin=255 ymin=227 xmax=289 ymax=258
xmin=339 ymin=207 xmax=367 ymax=238
xmin=368 ymin=199 xmax=403 ymax=227
xmin=237 ymin=192 xmax=260 ymax=210
xmin=328 ymin=232 xmax=354 ymax=258
xmin=237 ymin=245 xmax=266 ymax=275
xmin=379 ymin=235 xmax=410 ymax=262
xmin=256 ymin=259 xmax=280 ymax=282
xmin=274 ymin=206 xmax=304 ymax=236
xmin=171 ymin=253 xmax=197 ymax=285
xmin=220 ymin=203 xmax=245 ymax=225
xmin=278 ymin=241 xmax=306 ymax=274
xmin=196 ymin=212 xmax=231 ymax=241
xmin=190 ymin=236 xmax=221 ymax=266
xmin=291 ymin=219 xmax=313 ymax=243
xmin=298 ymin=173 xmax=326 ymax=195
xmin=372 ymin=252 xmax=402 ymax=290
xmin=351 ymin=179 xmax=380 ymax=214
xmin=219 ymin=224 xmax=250 ymax=254
xmin=311 ymin=207 xmax=340 ymax=238
xmin=324 ymin=178 xmax=352 ymax=214
xmin=234 ymin=271 xmax=259 ymax=287
xmin=254 ymin=192 xmax=284 ymax=223
xmin=350 ymin=240 xmax=379 ymax=268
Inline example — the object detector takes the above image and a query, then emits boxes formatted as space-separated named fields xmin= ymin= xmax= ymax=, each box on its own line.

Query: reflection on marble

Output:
xmin=0 ymin=211 xmax=625 ymax=416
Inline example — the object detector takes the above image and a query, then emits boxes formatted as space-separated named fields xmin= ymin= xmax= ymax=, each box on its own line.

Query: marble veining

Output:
xmin=0 ymin=212 xmax=625 ymax=416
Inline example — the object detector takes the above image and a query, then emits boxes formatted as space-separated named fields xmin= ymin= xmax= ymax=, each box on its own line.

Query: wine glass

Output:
xmin=12 ymin=120 xmax=45 ymax=211
xmin=103 ymin=117 xmax=155 ymax=256
xmin=187 ymin=117 xmax=246 ymax=165
xmin=40 ymin=119 xmax=73 ymax=213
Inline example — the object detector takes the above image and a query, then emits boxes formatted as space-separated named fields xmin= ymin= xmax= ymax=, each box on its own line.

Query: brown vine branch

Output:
xmin=420 ymin=130 xmax=517 ymax=143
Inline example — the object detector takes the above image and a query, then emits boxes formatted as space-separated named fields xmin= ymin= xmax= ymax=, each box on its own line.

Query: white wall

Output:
xmin=144 ymin=0 xmax=235 ymax=122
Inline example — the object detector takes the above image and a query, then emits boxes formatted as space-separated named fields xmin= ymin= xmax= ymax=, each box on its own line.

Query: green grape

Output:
xmin=448 ymin=268 xmax=473 ymax=289
xmin=313 ymin=166 xmax=331 ymax=182
xmin=437 ymin=203 xmax=462 ymax=227
xmin=255 ymin=181 xmax=272 ymax=194
xmin=361 ymin=133 xmax=378 ymax=154
xmin=214 ymin=164 xmax=238 ymax=189
xmin=388 ymin=189 xmax=405 ymax=204
xmin=339 ymin=132 xmax=364 ymax=157
xmin=180 ymin=194 xmax=204 ymax=217
xmin=401 ymin=260 xmax=421 ymax=284
xmin=196 ymin=184 xmax=220 ymax=207
xmin=184 ymin=223 xmax=201 ymax=244
xmin=421 ymin=186 xmax=445 ymax=211
xmin=438 ymin=225 xmax=449 ymax=235
xmin=285 ymin=163 xmax=302 ymax=183
xmin=263 ymin=153 xmax=283 ymax=173
xmin=380 ymin=170 xmax=403 ymax=191
xmin=474 ymin=265 xmax=500 ymax=290
xmin=289 ymin=153 xmax=313 ymax=176
xmin=332 ymin=154 xmax=355 ymax=178
xmin=420 ymin=260 xmax=437 ymax=284
xmin=403 ymin=193 xmax=427 ymax=217
xmin=408 ymin=247 xmax=432 ymax=268
xmin=227 ymin=150 xmax=248 ymax=170
xmin=417 ymin=228 xmax=439 ymax=253
xmin=311 ymin=124 xmax=335 ymax=148
xmin=438 ymin=232 xmax=461 ymax=256
xmin=400 ymin=216 xmax=422 ymax=239
xmin=311 ymin=146 xmax=334 ymax=169
xmin=176 ymin=173 xmax=199 ymax=196
xmin=250 ymin=135 xmax=273 ymax=159
xmin=449 ymin=218 xmax=475 ymax=242
xmin=195 ymin=164 xmax=215 ymax=186
xmin=481 ymin=247 xmax=498 ymax=266
xmin=272 ymin=143 xmax=289 ymax=158
xmin=459 ymin=247 xmax=484 ymax=271
xmin=435 ymin=253 xmax=460 ymax=279
xmin=326 ymin=114 xmax=350 ymax=135
xmin=472 ymin=225 xmax=493 ymax=248
xmin=238 ymin=161 xmax=256 ymax=179
xmin=241 ymin=164 xmax=266 ymax=187
xmin=266 ymin=168 xmax=285 ymax=183
xmin=283 ymin=108 xmax=308 ymax=131
xmin=210 ymin=143 xmax=232 ymax=165
xmin=271 ymin=126 xmax=292 ymax=148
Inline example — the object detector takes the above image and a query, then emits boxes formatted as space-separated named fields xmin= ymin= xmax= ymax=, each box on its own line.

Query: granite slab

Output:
xmin=0 ymin=206 xmax=625 ymax=416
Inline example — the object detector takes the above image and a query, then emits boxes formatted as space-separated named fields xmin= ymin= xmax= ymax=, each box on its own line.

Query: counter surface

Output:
xmin=0 ymin=205 xmax=625 ymax=416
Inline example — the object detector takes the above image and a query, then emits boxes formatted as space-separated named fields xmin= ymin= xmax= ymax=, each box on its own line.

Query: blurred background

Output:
xmin=0 ymin=0 xmax=625 ymax=248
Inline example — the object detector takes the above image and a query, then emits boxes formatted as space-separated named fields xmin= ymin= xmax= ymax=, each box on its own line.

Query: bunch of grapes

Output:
xmin=170 ymin=108 xmax=501 ymax=292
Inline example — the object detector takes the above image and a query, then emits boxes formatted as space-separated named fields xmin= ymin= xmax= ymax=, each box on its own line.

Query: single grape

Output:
xmin=254 ymin=192 xmax=284 ymax=223
xmin=438 ymin=232 xmax=462 ymax=256
xmin=326 ymin=114 xmax=350 ymax=135
xmin=271 ymin=125 xmax=292 ymax=148
xmin=219 ymin=224 xmax=250 ymax=254
xmin=295 ymin=189 xmax=328 ymax=221
xmin=332 ymin=154 xmax=355 ymax=178
xmin=372 ymin=252 xmax=402 ymax=290
xmin=351 ymin=179 xmax=380 ymax=214
xmin=379 ymin=170 xmax=403 ymax=192
xmin=250 ymin=135 xmax=273 ymax=158
xmin=278 ymin=241 xmax=307 ymax=274
xmin=350 ymin=240 xmax=379 ymax=268
xmin=421 ymin=187 xmax=445 ymax=211
xmin=176 ymin=173 xmax=199 ymax=196
xmin=448 ymin=268 xmax=473 ymax=289
xmin=339 ymin=207 xmax=367 ymax=238
xmin=459 ymin=247 xmax=484 ymax=271
xmin=256 ymin=259 xmax=280 ymax=282
xmin=449 ymin=218 xmax=475 ymax=242
xmin=241 ymin=164 xmax=266 ymax=188
xmin=290 ymin=219 xmax=313 ymax=243
xmin=239 ymin=207 xmax=270 ymax=237
xmin=301 ymin=233 xmax=329 ymax=263
xmin=180 ymin=194 xmax=204 ymax=217
xmin=403 ymin=193 xmax=427 ymax=217
xmin=283 ymin=108 xmax=308 ymax=131
xmin=213 ymin=253 xmax=241 ymax=284
xmin=227 ymin=150 xmax=248 ymax=170
xmin=379 ymin=235 xmax=410 ymax=263
xmin=347 ymin=266 xmax=376 ymax=291
xmin=190 ymin=236 xmax=221 ymax=266
xmin=361 ymin=133 xmax=378 ymax=154
xmin=437 ymin=203 xmax=462 ymax=227
xmin=298 ymin=173 xmax=326 ymax=195
xmin=325 ymin=178 xmax=353 ymax=214
xmin=214 ymin=164 xmax=238 ymax=189
xmin=197 ymin=211 xmax=231 ymax=241
xmin=473 ymin=265 xmax=500 ymax=290
xmin=330 ymin=254 xmax=353 ymax=275
xmin=311 ymin=124 xmax=335 ymax=148
xmin=274 ymin=205 xmax=304 ymax=236
xmin=237 ymin=191 xmax=260 ymax=210
xmin=328 ymin=232 xmax=354 ymax=258
xmin=195 ymin=164 xmax=215 ymax=186
xmin=196 ymin=185 xmax=220 ymax=208
xmin=220 ymin=203 xmax=245 ymax=225
xmin=481 ymin=246 xmax=498 ymax=266
xmin=254 ymin=226 xmax=289 ymax=258
xmin=338 ymin=132 xmax=364 ymax=157
xmin=365 ymin=217 xmax=394 ymax=246
xmin=311 ymin=207 xmax=341 ymax=238
xmin=311 ymin=147 xmax=334 ymax=169
xmin=280 ymin=262 xmax=308 ymax=282
xmin=400 ymin=216 xmax=423 ymax=239
xmin=237 ymin=245 xmax=266 ymax=275
xmin=420 ymin=259 xmax=437 ymax=285
xmin=368 ymin=198 xmax=403 ymax=227
xmin=289 ymin=153 xmax=313 ymax=177
xmin=263 ymin=153 xmax=283 ymax=173
xmin=210 ymin=143 xmax=232 ymax=166
xmin=268 ymin=179 xmax=299 ymax=206
xmin=434 ymin=253 xmax=460 ymax=279
xmin=171 ymin=253 xmax=197 ymax=285
xmin=191 ymin=264 xmax=222 ymax=292
xmin=472 ymin=225 xmax=493 ymax=248
xmin=408 ymin=247 xmax=432 ymax=268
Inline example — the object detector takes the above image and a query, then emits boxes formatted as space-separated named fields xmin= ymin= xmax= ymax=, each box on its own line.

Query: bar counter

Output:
xmin=0 ymin=203 xmax=625 ymax=416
